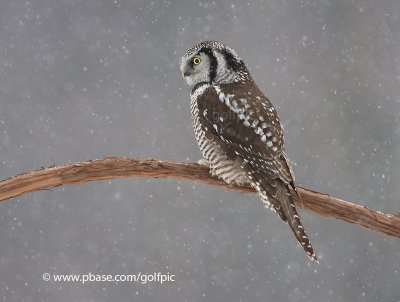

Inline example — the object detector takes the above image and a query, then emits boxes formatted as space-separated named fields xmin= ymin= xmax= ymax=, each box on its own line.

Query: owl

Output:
xmin=180 ymin=41 xmax=317 ymax=262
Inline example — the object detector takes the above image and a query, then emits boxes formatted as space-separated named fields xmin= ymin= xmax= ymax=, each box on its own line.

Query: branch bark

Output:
xmin=0 ymin=157 xmax=399 ymax=238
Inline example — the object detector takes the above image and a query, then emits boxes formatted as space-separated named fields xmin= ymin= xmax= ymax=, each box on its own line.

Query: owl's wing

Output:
xmin=197 ymin=82 xmax=294 ymax=184
xmin=196 ymin=84 xmax=287 ymax=210
xmin=196 ymin=83 xmax=317 ymax=261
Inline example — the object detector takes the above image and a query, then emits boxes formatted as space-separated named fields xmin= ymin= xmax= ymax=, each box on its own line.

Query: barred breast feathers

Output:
xmin=190 ymin=83 xmax=249 ymax=186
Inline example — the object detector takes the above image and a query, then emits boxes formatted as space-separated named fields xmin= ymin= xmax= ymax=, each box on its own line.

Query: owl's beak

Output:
xmin=181 ymin=67 xmax=191 ymax=78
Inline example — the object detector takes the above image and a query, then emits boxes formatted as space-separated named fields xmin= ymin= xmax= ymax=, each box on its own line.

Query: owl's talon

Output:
xmin=197 ymin=159 xmax=209 ymax=167
xmin=197 ymin=159 xmax=217 ymax=177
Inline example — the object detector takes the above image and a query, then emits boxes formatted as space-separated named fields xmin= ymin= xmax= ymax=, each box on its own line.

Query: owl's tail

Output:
xmin=277 ymin=182 xmax=318 ymax=262
xmin=243 ymin=164 xmax=318 ymax=262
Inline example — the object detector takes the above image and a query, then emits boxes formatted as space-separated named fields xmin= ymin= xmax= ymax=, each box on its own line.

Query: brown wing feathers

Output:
xmin=195 ymin=83 xmax=317 ymax=261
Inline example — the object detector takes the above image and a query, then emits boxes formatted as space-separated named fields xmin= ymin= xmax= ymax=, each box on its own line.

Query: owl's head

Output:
xmin=180 ymin=41 xmax=248 ymax=87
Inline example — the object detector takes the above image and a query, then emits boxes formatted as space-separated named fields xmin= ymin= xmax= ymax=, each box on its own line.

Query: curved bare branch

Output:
xmin=0 ymin=157 xmax=399 ymax=238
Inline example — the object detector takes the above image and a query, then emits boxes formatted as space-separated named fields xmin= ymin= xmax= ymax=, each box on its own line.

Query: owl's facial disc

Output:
xmin=181 ymin=51 xmax=211 ymax=87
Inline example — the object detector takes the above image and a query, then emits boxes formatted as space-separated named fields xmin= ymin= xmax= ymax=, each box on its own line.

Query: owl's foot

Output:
xmin=197 ymin=159 xmax=217 ymax=177
xmin=197 ymin=159 xmax=209 ymax=167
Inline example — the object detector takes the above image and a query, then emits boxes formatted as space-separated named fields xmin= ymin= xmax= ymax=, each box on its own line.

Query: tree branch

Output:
xmin=0 ymin=157 xmax=399 ymax=238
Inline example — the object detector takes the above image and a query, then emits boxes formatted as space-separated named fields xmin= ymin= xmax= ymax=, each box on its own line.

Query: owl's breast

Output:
xmin=190 ymin=84 xmax=248 ymax=185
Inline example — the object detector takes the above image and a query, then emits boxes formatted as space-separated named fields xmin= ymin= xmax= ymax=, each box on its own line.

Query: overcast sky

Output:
xmin=0 ymin=1 xmax=399 ymax=301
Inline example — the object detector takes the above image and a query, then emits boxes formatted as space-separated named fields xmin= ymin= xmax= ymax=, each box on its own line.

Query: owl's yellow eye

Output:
xmin=193 ymin=57 xmax=201 ymax=65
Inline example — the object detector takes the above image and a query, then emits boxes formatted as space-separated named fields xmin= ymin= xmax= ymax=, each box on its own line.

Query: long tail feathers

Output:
xmin=278 ymin=183 xmax=318 ymax=262
xmin=242 ymin=163 xmax=318 ymax=262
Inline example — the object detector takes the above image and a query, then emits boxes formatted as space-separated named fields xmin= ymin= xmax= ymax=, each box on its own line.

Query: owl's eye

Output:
xmin=192 ymin=57 xmax=201 ymax=65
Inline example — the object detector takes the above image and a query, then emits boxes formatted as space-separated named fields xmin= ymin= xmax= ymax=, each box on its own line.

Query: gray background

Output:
xmin=0 ymin=0 xmax=399 ymax=301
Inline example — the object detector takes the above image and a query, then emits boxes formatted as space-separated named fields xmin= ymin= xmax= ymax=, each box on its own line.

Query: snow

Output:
xmin=0 ymin=0 xmax=399 ymax=301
